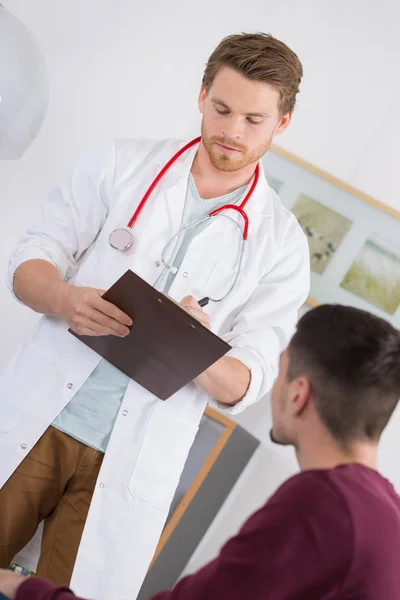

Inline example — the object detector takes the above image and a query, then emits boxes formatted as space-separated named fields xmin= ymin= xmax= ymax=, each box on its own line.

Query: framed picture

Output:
xmin=263 ymin=146 xmax=400 ymax=328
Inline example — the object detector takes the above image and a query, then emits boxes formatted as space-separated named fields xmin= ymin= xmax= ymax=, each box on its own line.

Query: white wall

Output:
xmin=1 ymin=0 xmax=400 ymax=578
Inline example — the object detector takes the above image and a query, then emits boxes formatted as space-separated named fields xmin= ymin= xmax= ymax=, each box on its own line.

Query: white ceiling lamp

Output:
xmin=0 ymin=4 xmax=48 ymax=159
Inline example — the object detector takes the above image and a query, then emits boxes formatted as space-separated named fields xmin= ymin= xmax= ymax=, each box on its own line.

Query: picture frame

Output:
xmin=264 ymin=146 xmax=400 ymax=328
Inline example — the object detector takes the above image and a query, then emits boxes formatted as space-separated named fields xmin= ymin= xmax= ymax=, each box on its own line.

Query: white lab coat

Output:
xmin=1 ymin=138 xmax=310 ymax=599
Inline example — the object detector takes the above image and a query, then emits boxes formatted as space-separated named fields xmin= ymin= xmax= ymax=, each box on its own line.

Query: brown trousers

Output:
xmin=0 ymin=426 xmax=103 ymax=585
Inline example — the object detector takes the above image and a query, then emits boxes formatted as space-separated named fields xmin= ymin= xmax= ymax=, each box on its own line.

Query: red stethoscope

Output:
xmin=109 ymin=136 xmax=260 ymax=306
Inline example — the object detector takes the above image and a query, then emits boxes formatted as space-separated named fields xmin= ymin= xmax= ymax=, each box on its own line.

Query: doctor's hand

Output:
xmin=0 ymin=569 xmax=25 ymax=600
xmin=56 ymin=283 xmax=133 ymax=337
xmin=179 ymin=296 xmax=210 ymax=330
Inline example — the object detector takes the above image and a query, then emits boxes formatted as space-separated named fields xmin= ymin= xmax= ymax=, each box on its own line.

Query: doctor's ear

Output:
xmin=273 ymin=112 xmax=293 ymax=136
xmin=198 ymin=85 xmax=207 ymax=114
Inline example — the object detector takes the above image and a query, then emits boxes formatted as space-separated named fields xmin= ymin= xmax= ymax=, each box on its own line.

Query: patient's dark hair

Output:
xmin=287 ymin=304 xmax=400 ymax=445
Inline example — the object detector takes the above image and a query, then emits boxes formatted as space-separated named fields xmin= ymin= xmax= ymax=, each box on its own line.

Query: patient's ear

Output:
xmin=288 ymin=375 xmax=312 ymax=417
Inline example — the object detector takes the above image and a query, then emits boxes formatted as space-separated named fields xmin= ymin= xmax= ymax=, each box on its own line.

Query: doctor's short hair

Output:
xmin=202 ymin=32 xmax=303 ymax=115
xmin=287 ymin=304 xmax=400 ymax=446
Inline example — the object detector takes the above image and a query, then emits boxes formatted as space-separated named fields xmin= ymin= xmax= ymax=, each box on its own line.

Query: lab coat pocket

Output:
xmin=128 ymin=405 xmax=199 ymax=509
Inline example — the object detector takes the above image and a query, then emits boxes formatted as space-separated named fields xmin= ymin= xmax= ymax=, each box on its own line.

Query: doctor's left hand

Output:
xmin=0 ymin=569 xmax=25 ymax=600
xmin=179 ymin=296 xmax=210 ymax=330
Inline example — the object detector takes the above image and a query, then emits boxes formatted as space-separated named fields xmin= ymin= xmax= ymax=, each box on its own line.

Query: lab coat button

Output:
xmin=67 ymin=383 xmax=73 ymax=389
xmin=99 ymin=483 xmax=105 ymax=489
xmin=20 ymin=444 xmax=27 ymax=450
xmin=183 ymin=272 xmax=188 ymax=278
xmin=122 ymin=410 xmax=128 ymax=416
xmin=155 ymin=261 xmax=161 ymax=267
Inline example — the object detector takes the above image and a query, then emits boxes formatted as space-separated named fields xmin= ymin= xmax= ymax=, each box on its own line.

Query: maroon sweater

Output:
xmin=16 ymin=464 xmax=400 ymax=600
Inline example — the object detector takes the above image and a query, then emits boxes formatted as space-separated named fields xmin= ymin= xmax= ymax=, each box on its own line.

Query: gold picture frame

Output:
xmin=266 ymin=145 xmax=400 ymax=326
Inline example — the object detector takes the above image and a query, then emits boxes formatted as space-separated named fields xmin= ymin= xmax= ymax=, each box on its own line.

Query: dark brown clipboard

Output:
xmin=68 ymin=270 xmax=231 ymax=400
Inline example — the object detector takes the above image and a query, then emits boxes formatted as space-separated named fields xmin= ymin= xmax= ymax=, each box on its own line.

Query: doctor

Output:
xmin=0 ymin=32 xmax=309 ymax=600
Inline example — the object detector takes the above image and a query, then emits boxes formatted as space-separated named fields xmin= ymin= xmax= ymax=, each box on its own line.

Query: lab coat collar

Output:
xmin=154 ymin=139 xmax=198 ymax=188
xmin=158 ymin=141 xmax=199 ymax=236
xmin=156 ymin=138 xmax=274 ymax=229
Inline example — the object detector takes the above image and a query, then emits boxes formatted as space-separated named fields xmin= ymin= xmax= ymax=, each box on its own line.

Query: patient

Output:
xmin=1 ymin=304 xmax=400 ymax=600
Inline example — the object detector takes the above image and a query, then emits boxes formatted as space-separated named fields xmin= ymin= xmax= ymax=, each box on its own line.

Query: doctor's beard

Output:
xmin=201 ymin=120 xmax=272 ymax=172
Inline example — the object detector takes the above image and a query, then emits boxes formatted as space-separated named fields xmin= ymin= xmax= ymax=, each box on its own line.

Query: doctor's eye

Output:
xmin=216 ymin=108 xmax=230 ymax=116
xmin=247 ymin=117 xmax=263 ymax=126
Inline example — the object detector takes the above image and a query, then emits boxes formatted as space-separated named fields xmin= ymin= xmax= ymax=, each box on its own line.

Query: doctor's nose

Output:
xmin=222 ymin=115 xmax=245 ymax=140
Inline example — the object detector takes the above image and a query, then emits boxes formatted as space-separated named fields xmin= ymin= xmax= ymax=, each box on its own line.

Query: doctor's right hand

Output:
xmin=56 ymin=283 xmax=133 ymax=337
xmin=179 ymin=295 xmax=210 ymax=330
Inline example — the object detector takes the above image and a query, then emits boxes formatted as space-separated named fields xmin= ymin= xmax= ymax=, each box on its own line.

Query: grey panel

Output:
xmin=137 ymin=425 xmax=259 ymax=599
xmin=167 ymin=413 xmax=225 ymax=520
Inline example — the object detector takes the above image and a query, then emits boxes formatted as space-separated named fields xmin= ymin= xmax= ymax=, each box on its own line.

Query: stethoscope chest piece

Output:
xmin=109 ymin=228 xmax=134 ymax=251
